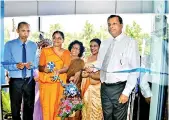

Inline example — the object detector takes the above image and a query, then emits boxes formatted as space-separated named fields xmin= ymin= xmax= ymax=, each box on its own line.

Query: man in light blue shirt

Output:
xmin=3 ymin=22 xmax=37 ymax=120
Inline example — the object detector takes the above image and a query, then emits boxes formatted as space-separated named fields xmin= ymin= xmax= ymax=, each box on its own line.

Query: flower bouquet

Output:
xmin=58 ymin=97 xmax=83 ymax=120
xmin=57 ymin=82 xmax=83 ymax=120
xmin=47 ymin=62 xmax=83 ymax=120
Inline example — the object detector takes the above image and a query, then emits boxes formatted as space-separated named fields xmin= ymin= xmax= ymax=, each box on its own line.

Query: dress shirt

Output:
xmin=140 ymin=73 xmax=152 ymax=98
xmin=94 ymin=33 xmax=140 ymax=96
xmin=3 ymin=38 xmax=37 ymax=78
xmin=139 ymin=56 xmax=152 ymax=98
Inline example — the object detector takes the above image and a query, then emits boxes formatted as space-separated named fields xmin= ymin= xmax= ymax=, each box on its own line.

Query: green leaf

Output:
xmin=1 ymin=90 xmax=11 ymax=113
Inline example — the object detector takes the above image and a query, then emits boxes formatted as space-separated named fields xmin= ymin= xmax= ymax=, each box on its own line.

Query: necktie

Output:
xmin=101 ymin=39 xmax=115 ymax=71
xmin=22 ymin=43 xmax=26 ymax=78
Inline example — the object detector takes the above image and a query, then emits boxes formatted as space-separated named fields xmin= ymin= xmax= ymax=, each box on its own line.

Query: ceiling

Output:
xmin=2 ymin=0 xmax=168 ymax=17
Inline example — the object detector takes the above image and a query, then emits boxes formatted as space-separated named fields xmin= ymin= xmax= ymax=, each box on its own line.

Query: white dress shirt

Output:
xmin=139 ymin=56 xmax=152 ymax=98
xmin=94 ymin=33 xmax=140 ymax=97
xmin=140 ymin=73 xmax=152 ymax=98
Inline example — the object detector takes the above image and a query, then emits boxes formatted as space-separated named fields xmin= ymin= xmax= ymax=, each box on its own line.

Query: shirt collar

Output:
xmin=17 ymin=38 xmax=29 ymax=46
xmin=112 ymin=33 xmax=125 ymax=42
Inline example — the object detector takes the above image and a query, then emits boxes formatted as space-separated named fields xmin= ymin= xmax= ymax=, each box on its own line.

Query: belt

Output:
xmin=10 ymin=77 xmax=31 ymax=80
xmin=102 ymin=81 xmax=126 ymax=86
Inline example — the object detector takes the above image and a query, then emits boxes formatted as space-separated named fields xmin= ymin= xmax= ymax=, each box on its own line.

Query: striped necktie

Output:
xmin=101 ymin=39 xmax=115 ymax=71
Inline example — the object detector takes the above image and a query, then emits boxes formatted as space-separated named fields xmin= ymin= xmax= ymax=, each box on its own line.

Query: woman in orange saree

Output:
xmin=38 ymin=31 xmax=71 ymax=120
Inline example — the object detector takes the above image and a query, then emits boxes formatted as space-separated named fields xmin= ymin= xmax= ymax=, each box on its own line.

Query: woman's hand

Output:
xmin=84 ymin=65 xmax=94 ymax=73
xmin=54 ymin=69 xmax=60 ymax=76
xmin=44 ymin=66 xmax=50 ymax=73
xmin=34 ymin=77 xmax=39 ymax=82
xmin=69 ymin=76 xmax=75 ymax=82
xmin=73 ymin=71 xmax=81 ymax=83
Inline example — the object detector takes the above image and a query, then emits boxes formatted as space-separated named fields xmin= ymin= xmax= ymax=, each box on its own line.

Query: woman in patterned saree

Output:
xmin=81 ymin=38 xmax=103 ymax=120
xmin=38 ymin=31 xmax=71 ymax=120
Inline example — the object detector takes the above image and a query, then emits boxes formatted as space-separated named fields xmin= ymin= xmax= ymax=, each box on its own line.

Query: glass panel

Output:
xmin=3 ymin=14 xmax=169 ymax=120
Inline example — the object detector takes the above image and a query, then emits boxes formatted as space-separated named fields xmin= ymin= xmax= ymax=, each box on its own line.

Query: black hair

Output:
xmin=17 ymin=22 xmax=29 ymax=29
xmin=90 ymin=38 xmax=101 ymax=47
xmin=68 ymin=40 xmax=85 ymax=57
xmin=107 ymin=15 xmax=123 ymax=24
xmin=52 ymin=30 xmax=64 ymax=40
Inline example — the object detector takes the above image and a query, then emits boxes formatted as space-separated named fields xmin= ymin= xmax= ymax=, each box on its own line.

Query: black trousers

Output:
xmin=101 ymin=82 xmax=128 ymax=120
xmin=9 ymin=78 xmax=35 ymax=120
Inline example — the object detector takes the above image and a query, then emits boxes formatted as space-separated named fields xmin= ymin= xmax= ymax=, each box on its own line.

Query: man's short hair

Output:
xmin=107 ymin=15 xmax=123 ymax=24
xmin=17 ymin=22 xmax=29 ymax=29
